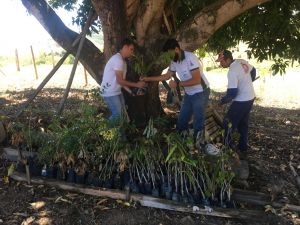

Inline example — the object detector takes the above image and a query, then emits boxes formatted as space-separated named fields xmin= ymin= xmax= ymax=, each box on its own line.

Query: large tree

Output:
xmin=20 ymin=0 xmax=299 ymax=122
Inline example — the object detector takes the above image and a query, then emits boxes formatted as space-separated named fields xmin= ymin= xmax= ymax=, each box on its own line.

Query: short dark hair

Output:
xmin=162 ymin=38 xmax=180 ymax=52
xmin=216 ymin=49 xmax=233 ymax=62
xmin=223 ymin=49 xmax=233 ymax=60
xmin=119 ymin=38 xmax=135 ymax=50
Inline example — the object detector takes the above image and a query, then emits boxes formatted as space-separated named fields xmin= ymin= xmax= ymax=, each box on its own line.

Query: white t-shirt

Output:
xmin=227 ymin=59 xmax=255 ymax=101
xmin=169 ymin=51 xmax=209 ymax=95
xmin=100 ymin=53 xmax=127 ymax=97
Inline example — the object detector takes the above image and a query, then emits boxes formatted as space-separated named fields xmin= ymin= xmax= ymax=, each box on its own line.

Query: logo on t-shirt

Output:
xmin=241 ymin=63 xmax=249 ymax=73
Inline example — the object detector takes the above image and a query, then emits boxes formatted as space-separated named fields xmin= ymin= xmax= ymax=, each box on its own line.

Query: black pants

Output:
xmin=223 ymin=99 xmax=254 ymax=151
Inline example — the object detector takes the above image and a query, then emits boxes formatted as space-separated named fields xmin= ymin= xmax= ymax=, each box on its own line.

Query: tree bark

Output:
xmin=176 ymin=0 xmax=271 ymax=51
xmin=21 ymin=0 xmax=105 ymax=84
xmin=92 ymin=0 xmax=128 ymax=61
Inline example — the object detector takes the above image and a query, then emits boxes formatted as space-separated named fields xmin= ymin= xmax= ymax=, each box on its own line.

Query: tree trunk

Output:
xmin=92 ymin=0 xmax=128 ymax=61
xmin=20 ymin=0 xmax=271 ymax=121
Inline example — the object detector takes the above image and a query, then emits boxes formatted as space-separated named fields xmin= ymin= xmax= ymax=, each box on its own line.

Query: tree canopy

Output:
xmin=48 ymin=0 xmax=299 ymax=73
xmin=20 ymin=0 xmax=300 ymax=118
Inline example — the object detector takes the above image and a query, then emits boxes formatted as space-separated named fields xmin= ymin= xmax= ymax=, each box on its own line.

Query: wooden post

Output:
xmin=30 ymin=45 xmax=38 ymax=79
xmin=84 ymin=65 xmax=88 ymax=86
xmin=15 ymin=48 xmax=20 ymax=72
xmin=57 ymin=10 xmax=94 ymax=114
xmin=15 ymin=32 xmax=84 ymax=118
xmin=15 ymin=53 xmax=70 ymax=117
xmin=51 ymin=50 xmax=55 ymax=67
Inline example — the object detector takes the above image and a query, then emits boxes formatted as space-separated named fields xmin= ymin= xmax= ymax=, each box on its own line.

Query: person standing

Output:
xmin=216 ymin=50 xmax=256 ymax=159
xmin=142 ymin=39 xmax=210 ymax=140
xmin=100 ymin=38 xmax=146 ymax=122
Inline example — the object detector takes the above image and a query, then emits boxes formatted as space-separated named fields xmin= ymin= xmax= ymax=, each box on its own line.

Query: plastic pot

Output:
xmin=93 ymin=177 xmax=102 ymax=187
xmin=181 ymin=194 xmax=189 ymax=204
xmin=201 ymin=198 xmax=211 ymax=206
xmin=122 ymin=170 xmax=130 ymax=187
xmin=67 ymin=168 xmax=76 ymax=183
xmin=16 ymin=162 xmax=26 ymax=173
xmin=192 ymin=193 xmax=201 ymax=204
xmin=130 ymin=181 xmax=140 ymax=193
xmin=76 ymin=173 xmax=86 ymax=184
xmin=172 ymin=192 xmax=180 ymax=202
xmin=152 ymin=188 xmax=160 ymax=198
xmin=28 ymin=157 xmax=42 ymax=176
xmin=138 ymin=182 xmax=145 ymax=194
xmin=103 ymin=178 xmax=113 ymax=189
xmin=164 ymin=185 xmax=173 ymax=200
xmin=113 ymin=175 xmax=122 ymax=190
xmin=223 ymin=200 xmax=236 ymax=208
xmin=85 ymin=173 xmax=94 ymax=186
xmin=56 ymin=169 xmax=66 ymax=181
xmin=144 ymin=182 xmax=152 ymax=195
xmin=187 ymin=193 xmax=194 ymax=204
xmin=46 ymin=166 xmax=57 ymax=179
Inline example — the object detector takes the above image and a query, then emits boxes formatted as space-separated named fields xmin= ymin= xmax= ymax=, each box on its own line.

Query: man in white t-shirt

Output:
xmin=142 ymin=39 xmax=210 ymax=140
xmin=100 ymin=38 xmax=146 ymax=121
xmin=216 ymin=50 xmax=256 ymax=159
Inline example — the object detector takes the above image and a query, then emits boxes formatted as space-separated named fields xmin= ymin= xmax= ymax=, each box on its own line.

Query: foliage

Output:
xmin=206 ymin=0 xmax=300 ymax=74
xmin=49 ymin=0 xmax=100 ymax=34
xmin=9 ymin=105 xmax=235 ymax=204
xmin=132 ymin=51 xmax=174 ymax=76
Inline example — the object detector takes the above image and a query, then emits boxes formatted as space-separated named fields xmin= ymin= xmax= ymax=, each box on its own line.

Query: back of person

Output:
xmin=228 ymin=59 xmax=255 ymax=102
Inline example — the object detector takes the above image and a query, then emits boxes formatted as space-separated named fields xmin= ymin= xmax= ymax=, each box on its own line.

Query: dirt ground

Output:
xmin=0 ymin=66 xmax=299 ymax=224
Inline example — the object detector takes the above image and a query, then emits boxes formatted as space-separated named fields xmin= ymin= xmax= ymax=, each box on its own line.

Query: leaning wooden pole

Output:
xmin=57 ymin=10 xmax=94 ymax=115
xmin=14 ymin=33 xmax=83 ymax=118
xmin=10 ymin=172 xmax=266 ymax=220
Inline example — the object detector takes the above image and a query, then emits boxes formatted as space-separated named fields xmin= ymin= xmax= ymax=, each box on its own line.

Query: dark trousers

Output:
xmin=223 ymin=99 xmax=254 ymax=151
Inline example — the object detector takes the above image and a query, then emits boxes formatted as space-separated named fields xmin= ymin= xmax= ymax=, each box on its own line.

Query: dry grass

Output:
xmin=0 ymin=63 xmax=299 ymax=110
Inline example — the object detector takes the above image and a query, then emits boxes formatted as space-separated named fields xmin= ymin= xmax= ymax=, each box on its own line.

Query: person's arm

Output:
xmin=116 ymin=71 xmax=145 ymax=88
xmin=220 ymin=69 xmax=239 ymax=105
xmin=220 ymin=88 xmax=238 ymax=104
xmin=142 ymin=70 xmax=174 ymax=82
xmin=250 ymin=67 xmax=256 ymax=81
xmin=178 ymin=68 xmax=201 ymax=87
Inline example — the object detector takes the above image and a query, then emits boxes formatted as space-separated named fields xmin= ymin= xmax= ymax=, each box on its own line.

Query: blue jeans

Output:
xmin=103 ymin=94 xmax=126 ymax=121
xmin=203 ymin=88 xmax=210 ymax=118
xmin=177 ymin=91 xmax=205 ymax=137
xmin=223 ymin=99 xmax=254 ymax=151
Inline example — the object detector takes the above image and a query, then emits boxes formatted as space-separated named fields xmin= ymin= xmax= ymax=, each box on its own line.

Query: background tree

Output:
xmin=21 ymin=0 xmax=299 ymax=122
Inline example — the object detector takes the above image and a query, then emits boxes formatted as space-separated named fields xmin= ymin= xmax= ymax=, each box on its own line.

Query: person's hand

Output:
xmin=169 ymin=80 xmax=177 ymax=89
xmin=140 ymin=76 xmax=148 ymax=82
xmin=136 ymin=81 xmax=146 ymax=88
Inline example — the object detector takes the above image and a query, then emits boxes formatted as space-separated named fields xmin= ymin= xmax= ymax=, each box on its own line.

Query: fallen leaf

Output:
xmin=13 ymin=212 xmax=28 ymax=217
xmin=94 ymin=205 xmax=110 ymax=210
xmin=97 ymin=199 xmax=108 ymax=205
xmin=264 ymin=205 xmax=277 ymax=214
xmin=54 ymin=196 xmax=71 ymax=204
xmin=7 ymin=163 xmax=15 ymax=177
xmin=116 ymin=199 xmax=123 ymax=204
xmin=123 ymin=202 xmax=131 ymax=207
xmin=3 ymin=176 xmax=9 ymax=184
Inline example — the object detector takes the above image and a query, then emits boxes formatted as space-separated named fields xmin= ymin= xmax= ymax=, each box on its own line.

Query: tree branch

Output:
xmin=135 ymin=0 xmax=167 ymax=46
xmin=92 ymin=0 xmax=127 ymax=60
xmin=21 ymin=0 xmax=104 ymax=84
xmin=125 ymin=0 xmax=140 ymax=28
xmin=176 ymin=0 xmax=271 ymax=51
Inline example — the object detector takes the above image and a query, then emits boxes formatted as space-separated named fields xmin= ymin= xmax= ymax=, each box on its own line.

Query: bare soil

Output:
xmin=0 ymin=86 xmax=299 ymax=225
